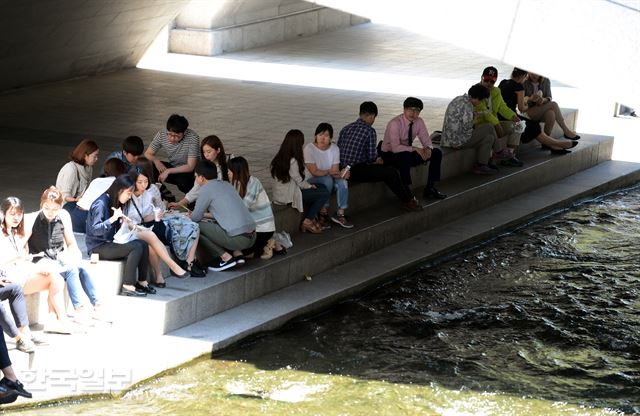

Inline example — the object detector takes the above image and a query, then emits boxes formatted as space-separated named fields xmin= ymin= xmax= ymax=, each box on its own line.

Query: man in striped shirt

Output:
xmin=144 ymin=114 xmax=200 ymax=196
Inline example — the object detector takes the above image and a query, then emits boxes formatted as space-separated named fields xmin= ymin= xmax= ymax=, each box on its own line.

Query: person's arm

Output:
xmin=145 ymin=132 xmax=168 ymax=173
xmin=166 ymin=156 xmax=197 ymax=174
xmin=516 ymin=90 xmax=527 ymax=113
xmin=542 ymin=78 xmax=552 ymax=100
xmin=56 ymin=163 xmax=78 ymax=202
xmin=289 ymin=160 xmax=313 ymax=189
xmin=59 ymin=210 xmax=82 ymax=262
xmin=87 ymin=198 xmax=120 ymax=238
xmin=190 ymin=188 xmax=210 ymax=222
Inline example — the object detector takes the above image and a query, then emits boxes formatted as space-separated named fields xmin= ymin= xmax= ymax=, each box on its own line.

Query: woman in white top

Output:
xmin=126 ymin=162 xmax=189 ymax=287
xmin=304 ymin=122 xmax=353 ymax=229
xmin=168 ymin=135 xmax=230 ymax=210
xmin=0 ymin=197 xmax=71 ymax=334
xmin=270 ymin=129 xmax=330 ymax=234
xmin=56 ymin=139 xmax=100 ymax=232
xmin=523 ymin=73 xmax=579 ymax=140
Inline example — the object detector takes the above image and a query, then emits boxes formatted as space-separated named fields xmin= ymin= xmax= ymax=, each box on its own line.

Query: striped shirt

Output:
xmin=149 ymin=128 xmax=200 ymax=167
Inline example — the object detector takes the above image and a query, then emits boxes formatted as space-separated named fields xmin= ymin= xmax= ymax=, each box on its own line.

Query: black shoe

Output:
xmin=0 ymin=385 xmax=18 ymax=404
xmin=0 ymin=378 xmax=31 ymax=399
xmin=121 ymin=286 xmax=147 ymax=297
xmin=234 ymin=255 xmax=246 ymax=265
xmin=208 ymin=257 xmax=237 ymax=272
xmin=423 ymin=187 xmax=447 ymax=200
xmin=135 ymin=282 xmax=156 ymax=294
xmin=540 ymin=144 xmax=552 ymax=151
xmin=189 ymin=260 xmax=207 ymax=277
xmin=550 ymin=148 xmax=571 ymax=155
xmin=563 ymin=133 xmax=580 ymax=140
xmin=152 ymin=281 xmax=167 ymax=288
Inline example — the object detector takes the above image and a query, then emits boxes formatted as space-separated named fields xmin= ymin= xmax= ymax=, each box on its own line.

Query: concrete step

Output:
xmin=103 ymin=132 xmax=612 ymax=336
xmin=170 ymin=158 xmax=640 ymax=351
xmin=274 ymin=108 xmax=580 ymax=234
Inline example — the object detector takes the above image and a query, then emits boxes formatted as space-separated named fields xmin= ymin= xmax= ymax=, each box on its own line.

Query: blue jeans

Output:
xmin=308 ymin=176 xmax=349 ymax=210
xmin=60 ymin=266 xmax=99 ymax=309
xmin=63 ymin=201 xmax=88 ymax=233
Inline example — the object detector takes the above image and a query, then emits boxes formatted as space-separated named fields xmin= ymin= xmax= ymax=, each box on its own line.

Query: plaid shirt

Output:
xmin=337 ymin=118 xmax=378 ymax=167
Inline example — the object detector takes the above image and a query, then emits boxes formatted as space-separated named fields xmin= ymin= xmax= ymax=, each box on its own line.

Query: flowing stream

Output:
xmin=11 ymin=186 xmax=640 ymax=415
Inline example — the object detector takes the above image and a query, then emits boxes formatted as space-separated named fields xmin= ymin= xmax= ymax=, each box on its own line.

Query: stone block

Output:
xmin=242 ymin=19 xmax=284 ymax=50
xmin=283 ymin=10 xmax=319 ymax=39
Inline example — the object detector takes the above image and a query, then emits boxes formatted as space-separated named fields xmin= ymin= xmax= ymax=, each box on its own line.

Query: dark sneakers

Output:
xmin=0 ymin=377 xmax=31 ymax=399
xmin=423 ymin=187 xmax=447 ymax=199
xmin=189 ymin=260 xmax=207 ymax=277
xmin=403 ymin=198 xmax=423 ymax=212
xmin=208 ymin=257 xmax=237 ymax=272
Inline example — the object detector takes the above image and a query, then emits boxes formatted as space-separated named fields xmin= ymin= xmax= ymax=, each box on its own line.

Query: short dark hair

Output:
xmin=314 ymin=122 xmax=333 ymax=139
xmin=468 ymin=84 xmax=490 ymax=100
xmin=359 ymin=101 xmax=378 ymax=117
xmin=103 ymin=158 xmax=127 ymax=177
xmin=166 ymin=114 xmax=189 ymax=133
xmin=122 ymin=136 xmax=144 ymax=156
xmin=195 ymin=160 xmax=218 ymax=180
xmin=403 ymin=97 xmax=423 ymax=110
xmin=511 ymin=67 xmax=528 ymax=79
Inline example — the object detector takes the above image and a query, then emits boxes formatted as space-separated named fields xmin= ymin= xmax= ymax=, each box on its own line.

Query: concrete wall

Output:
xmin=0 ymin=0 xmax=191 ymax=91
xmin=170 ymin=0 xmax=368 ymax=56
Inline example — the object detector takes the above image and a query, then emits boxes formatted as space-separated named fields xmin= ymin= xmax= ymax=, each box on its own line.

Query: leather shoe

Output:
xmin=423 ymin=187 xmax=447 ymax=199
xmin=563 ymin=133 xmax=580 ymax=140
xmin=135 ymin=283 xmax=156 ymax=294
xmin=0 ymin=385 xmax=18 ymax=404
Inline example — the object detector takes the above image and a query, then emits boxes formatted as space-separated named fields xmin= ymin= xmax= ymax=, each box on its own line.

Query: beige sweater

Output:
xmin=55 ymin=161 xmax=93 ymax=201
xmin=271 ymin=158 xmax=312 ymax=213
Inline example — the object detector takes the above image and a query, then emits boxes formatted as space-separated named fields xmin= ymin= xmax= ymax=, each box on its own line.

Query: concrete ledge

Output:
xmin=170 ymin=7 xmax=368 ymax=56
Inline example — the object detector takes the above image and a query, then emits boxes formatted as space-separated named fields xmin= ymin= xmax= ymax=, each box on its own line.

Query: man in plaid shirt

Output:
xmin=337 ymin=102 xmax=420 ymax=211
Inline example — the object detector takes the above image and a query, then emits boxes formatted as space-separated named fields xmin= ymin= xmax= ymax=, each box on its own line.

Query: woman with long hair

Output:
xmin=498 ymin=68 xmax=578 ymax=154
xmin=523 ymin=72 xmax=580 ymax=139
xmin=0 ymin=197 xmax=71 ymax=334
xmin=270 ymin=129 xmax=330 ymax=234
xmin=168 ymin=134 xmax=230 ymax=210
xmin=85 ymin=174 xmax=154 ymax=296
xmin=126 ymin=161 xmax=194 ymax=286
xmin=55 ymin=139 xmax=100 ymax=232
xmin=229 ymin=156 xmax=285 ymax=259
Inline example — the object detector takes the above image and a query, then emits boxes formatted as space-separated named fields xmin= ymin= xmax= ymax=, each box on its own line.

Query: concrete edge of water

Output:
xmin=6 ymin=160 xmax=640 ymax=410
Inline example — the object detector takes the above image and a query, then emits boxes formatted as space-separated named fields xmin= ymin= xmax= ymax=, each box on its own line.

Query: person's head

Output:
xmin=106 ymin=174 xmax=135 ymax=208
xmin=122 ymin=136 xmax=144 ymax=164
xmin=103 ymin=158 xmax=128 ymax=177
xmin=359 ymin=101 xmax=378 ymax=125
xmin=314 ymin=122 xmax=334 ymax=149
xmin=527 ymin=72 xmax=542 ymax=83
xmin=0 ymin=197 xmax=24 ymax=237
xmin=39 ymin=186 xmax=64 ymax=222
xmin=468 ymin=84 xmax=491 ymax=106
xmin=70 ymin=139 xmax=99 ymax=166
xmin=270 ymin=129 xmax=305 ymax=182
xmin=511 ymin=67 xmax=528 ymax=83
xmin=194 ymin=160 xmax=218 ymax=184
xmin=228 ymin=156 xmax=251 ymax=198
xmin=131 ymin=158 xmax=154 ymax=194
xmin=200 ymin=135 xmax=229 ymax=181
xmin=481 ymin=66 xmax=498 ymax=89
xmin=166 ymin=114 xmax=189 ymax=144
xmin=403 ymin=97 xmax=424 ymax=122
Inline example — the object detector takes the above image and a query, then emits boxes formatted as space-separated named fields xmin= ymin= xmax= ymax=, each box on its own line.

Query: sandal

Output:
xmin=300 ymin=220 xmax=322 ymax=234
xmin=330 ymin=213 xmax=354 ymax=229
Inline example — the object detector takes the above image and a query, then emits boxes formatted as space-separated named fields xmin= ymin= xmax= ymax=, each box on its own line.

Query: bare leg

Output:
xmin=186 ymin=231 xmax=200 ymax=265
xmin=148 ymin=248 xmax=165 ymax=284
xmin=136 ymin=230 xmax=186 ymax=275
xmin=536 ymin=132 xmax=576 ymax=149
xmin=23 ymin=273 xmax=67 ymax=321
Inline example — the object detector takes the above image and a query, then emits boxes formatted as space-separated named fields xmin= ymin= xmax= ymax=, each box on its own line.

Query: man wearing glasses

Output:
xmin=380 ymin=96 xmax=446 ymax=203
xmin=144 ymin=114 xmax=201 ymax=200
xmin=474 ymin=66 xmax=523 ymax=167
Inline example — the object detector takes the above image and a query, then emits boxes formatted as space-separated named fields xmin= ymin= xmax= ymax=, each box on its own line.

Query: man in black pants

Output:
xmin=337 ymin=101 xmax=420 ymax=211
xmin=380 ymin=97 xmax=446 ymax=201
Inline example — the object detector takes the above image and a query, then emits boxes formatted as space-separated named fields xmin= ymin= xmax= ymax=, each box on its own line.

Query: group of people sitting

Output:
xmin=0 ymin=65 xmax=579 ymax=403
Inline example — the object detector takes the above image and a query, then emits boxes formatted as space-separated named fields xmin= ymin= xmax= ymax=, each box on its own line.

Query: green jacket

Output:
xmin=473 ymin=86 xmax=516 ymax=126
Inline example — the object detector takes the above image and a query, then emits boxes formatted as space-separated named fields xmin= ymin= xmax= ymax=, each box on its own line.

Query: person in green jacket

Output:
xmin=473 ymin=66 xmax=523 ymax=167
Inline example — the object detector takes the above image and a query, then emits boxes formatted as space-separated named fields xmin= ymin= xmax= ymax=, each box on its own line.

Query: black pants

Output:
xmin=242 ymin=231 xmax=274 ymax=257
xmin=92 ymin=240 xmax=149 ymax=285
xmin=381 ymin=148 xmax=442 ymax=192
xmin=349 ymin=163 xmax=411 ymax=203
xmin=0 ymin=335 xmax=10 ymax=369
xmin=152 ymin=161 xmax=195 ymax=194
xmin=0 ymin=283 xmax=29 ymax=339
